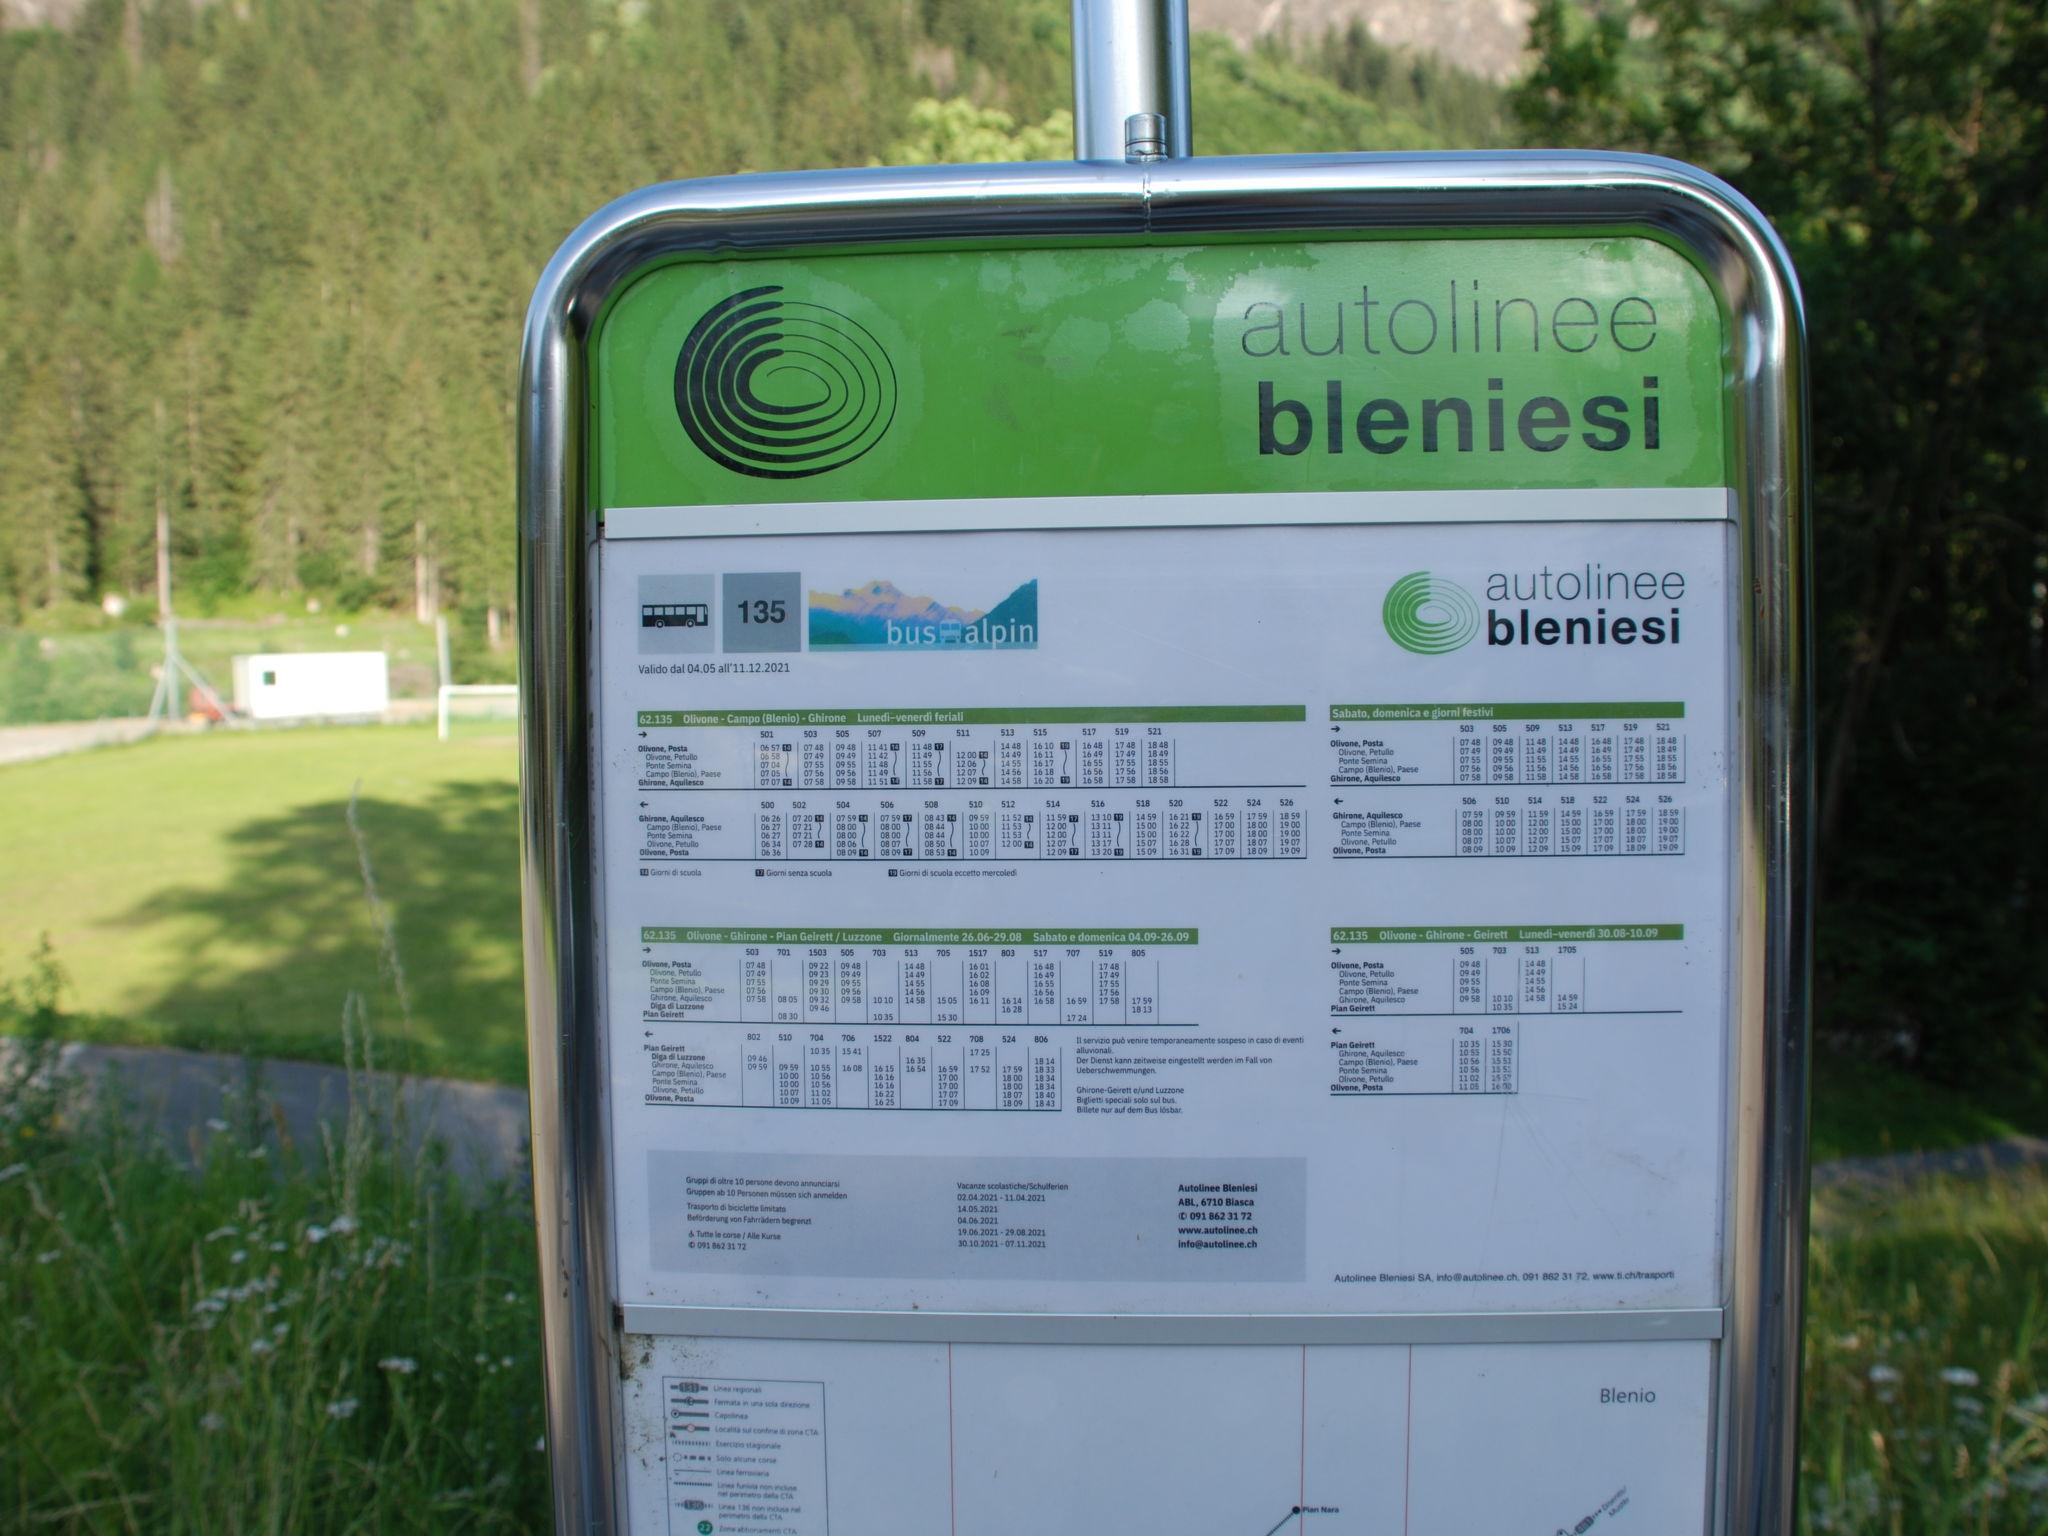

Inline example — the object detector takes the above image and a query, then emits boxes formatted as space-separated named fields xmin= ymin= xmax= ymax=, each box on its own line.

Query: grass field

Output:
xmin=0 ymin=726 xmax=524 ymax=1084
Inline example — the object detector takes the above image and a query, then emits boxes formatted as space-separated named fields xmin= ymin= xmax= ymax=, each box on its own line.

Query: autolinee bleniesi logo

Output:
xmin=673 ymin=285 xmax=897 ymax=478
xmin=1383 ymin=571 xmax=1481 ymax=654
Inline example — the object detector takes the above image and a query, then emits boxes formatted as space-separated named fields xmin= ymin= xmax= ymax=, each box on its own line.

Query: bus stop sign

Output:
xmin=519 ymin=146 xmax=1808 ymax=1536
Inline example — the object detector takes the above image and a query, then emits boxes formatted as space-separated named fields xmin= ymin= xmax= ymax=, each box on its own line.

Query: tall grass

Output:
xmin=1803 ymin=1172 xmax=2048 ymax=1533
xmin=0 ymin=1015 xmax=547 ymax=1533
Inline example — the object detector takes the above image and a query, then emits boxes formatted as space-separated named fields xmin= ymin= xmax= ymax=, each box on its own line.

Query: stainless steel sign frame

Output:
xmin=518 ymin=151 xmax=1809 ymax=1535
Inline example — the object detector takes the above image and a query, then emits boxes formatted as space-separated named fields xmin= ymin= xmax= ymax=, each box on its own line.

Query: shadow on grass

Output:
xmin=109 ymin=778 xmax=526 ymax=1084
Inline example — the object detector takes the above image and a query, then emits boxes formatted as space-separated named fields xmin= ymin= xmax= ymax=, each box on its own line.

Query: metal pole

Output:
xmin=1071 ymin=0 xmax=1190 ymax=161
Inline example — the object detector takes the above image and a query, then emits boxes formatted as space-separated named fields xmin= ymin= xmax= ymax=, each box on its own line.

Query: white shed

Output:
xmin=231 ymin=651 xmax=390 ymax=721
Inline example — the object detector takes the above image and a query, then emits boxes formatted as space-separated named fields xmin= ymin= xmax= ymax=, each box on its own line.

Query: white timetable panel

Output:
xmin=597 ymin=513 xmax=1734 ymax=1319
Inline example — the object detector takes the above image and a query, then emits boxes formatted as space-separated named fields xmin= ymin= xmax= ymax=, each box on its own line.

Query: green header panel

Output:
xmin=593 ymin=236 xmax=1724 ymax=507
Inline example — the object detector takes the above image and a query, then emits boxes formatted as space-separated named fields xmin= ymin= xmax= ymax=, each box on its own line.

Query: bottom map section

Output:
xmin=620 ymin=1335 xmax=1713 ymax=1536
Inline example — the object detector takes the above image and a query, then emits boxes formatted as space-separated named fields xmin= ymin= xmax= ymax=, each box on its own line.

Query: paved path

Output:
xmin=1811 ymin=1135 xmax=2048 ymax=1191
xmin=4 ymin=1040 xmax=530 ymax=1183
xmin=10 ymin=1040 xmax=2046 ymax=1193
xmin=0 ymin=717 xmax=160 ymax=765
xmin=0 ymin=702 xmax=444 ymax=768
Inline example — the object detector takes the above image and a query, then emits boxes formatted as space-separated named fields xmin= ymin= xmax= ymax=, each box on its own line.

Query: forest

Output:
xmin=1 ymin=0 xmax=2042 ymax=1097
xmin=0 ymin=0 xmax=1495 ymax=630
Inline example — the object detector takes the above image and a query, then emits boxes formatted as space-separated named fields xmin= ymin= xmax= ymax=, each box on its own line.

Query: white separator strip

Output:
xmin=604 ymin=486 xmax=1732 ymax=540
xmin=618 ymin=1304 xmax=1726 ymax=1346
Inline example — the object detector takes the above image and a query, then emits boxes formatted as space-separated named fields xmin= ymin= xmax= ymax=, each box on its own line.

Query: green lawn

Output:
xmin=0 ymin=725 xmax=524 ymax=1083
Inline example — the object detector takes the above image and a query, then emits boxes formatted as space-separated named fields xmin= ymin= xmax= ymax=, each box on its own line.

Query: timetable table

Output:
xmin=1324 ymin=923 xmax=1686 ymax=1097
xmin=639 ymin=927 xmax=1198 ymax=1027
xmin=1328 ymin=701 xmax=1689 ymax=787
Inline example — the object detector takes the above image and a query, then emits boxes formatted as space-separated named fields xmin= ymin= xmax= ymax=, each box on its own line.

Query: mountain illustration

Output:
xmin=809 ymin=578 xmax=1037 ymax=649
xmin=976 ymin=579 xmax=1037 ymax=635
xmin=809 ymin=579 xmax=985 ymax=627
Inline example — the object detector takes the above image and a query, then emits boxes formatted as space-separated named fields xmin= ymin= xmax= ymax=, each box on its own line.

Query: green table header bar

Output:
xmin=643 ymin=927 xmax=1198 ymax=946
xmin=638 ymin=706 xmax=1304 ymax=728
xmin=1330 ymin=702 xmax=1685 ymax=722
xmin=1330 ymin=924 xmax=1685 ymax=944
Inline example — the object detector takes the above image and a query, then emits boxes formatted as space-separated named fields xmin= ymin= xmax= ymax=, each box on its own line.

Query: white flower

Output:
xmin=200 ymin=1412 xmax=226 ymax=1433
xmin=533 ymin=1437 xmax=546 ymax=1453
xmin=1955 ymin=1396 xmax=1985 ymax=1416
xmin=205 ymin=1117 xmax=230 ymax=1132
xmin=1868 ymin=1364 xmax=1902 ymax=1385
xmin=269 ymin=1241 xmax=286 ymax=1253
xmin=305 ymin=1225 xmax=328 ymax=1244
xmin=1940 ymin=1367 xmax=1981 ymax=1388
xmin=503 ymin=1291 xmax=518 ymax=1304
xmin=0 ymin=1162 xmax=28 ymax=1183
xmin=500 ymin=1356 xmax=514 ymax=1369
xmin=228 ymin=1250 xmax=247 ymax=1265
xmin=204 ymin=1225 xmax=238 ymax=1242
xmin=35 ymin=1250 xmax=60 ymax=1266
xmin=243 ymin=1145 xmax=267 ymax=1161
xmin=328 ymin=1214 xmax=359 ymax=1237
xmin=326 ymin=1398 xmax=359 ymax=1421
xmin=378 ymin=1356 xmax=418 ymax=1375
xmin=249 ymin=1337 xmax=274 ymax=1357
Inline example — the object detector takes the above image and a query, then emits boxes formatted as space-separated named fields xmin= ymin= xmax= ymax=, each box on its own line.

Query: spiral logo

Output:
xmin=673 ymin=285 xmax=897 ymax=479
xmin=1383 ymin=571 xmax=1481 ymax=654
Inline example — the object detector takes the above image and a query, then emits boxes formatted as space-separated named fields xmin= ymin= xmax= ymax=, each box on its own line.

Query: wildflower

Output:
xmin=474 ymin=1353 xmax=489 ymax=1366
xmin=1940 ymin=1367 xmax=1981 ymax=1389
xmin=503 ymin=1291 xmax=518 ymax=1304
xmin=305 ymin=1225 xmax=328 ymax=1245
xmin=0 ymin=1162 xmax=27 ymax=1183
xmin=500 ymin=1356 xmax=514 ymax=1369
xmin=249 ymin=1337 xmax=274 ymax=1357
xmin=200 ymin=1412 xmax=226 ymax=1433
xmin=204 ymin=1225 xmax=238 ymax=1242
xmin=326 ymin=1398 xmax=359 ymax=1421
xmin=1868 ymin=1364 xmax=1902 ymax=1385
xmin=229 ymin=1250 xmax=247 ymax=1265
xmin=328 ymin=1214 xmax=360 ymax=1237
xmin=1955 ymin=1397 xmax=1985 ymax=1416
xmin=35 ymin=1250 xmax=60 ymax=1265
xmin=378 ymin=1357 xmax=419 ymax=1375
xmin=243 ymin=1145 xmax=267 ymax=1160
xmin=269 ymin=1241 xmax=286 ymax=1253
xmin=205 ymin=1118 xmax=229 ymax=1132
xmin=533 ymin=1437 xmax=546 ymax=1453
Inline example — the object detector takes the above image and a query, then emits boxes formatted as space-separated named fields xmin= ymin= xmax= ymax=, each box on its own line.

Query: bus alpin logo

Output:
xmin=1383 ymin=571 xmax=1481 ymax=654
xmin=674 ymin=285 xmax=897 ymax=478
